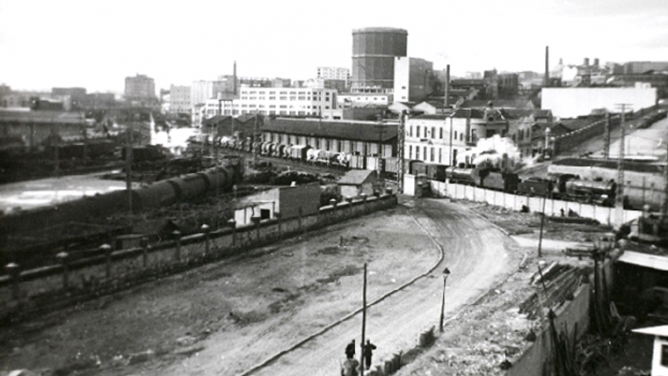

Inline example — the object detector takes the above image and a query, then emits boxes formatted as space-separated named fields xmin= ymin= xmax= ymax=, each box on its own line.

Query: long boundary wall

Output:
xmin=425 ymin=179 xmax=642 ymax=228
xmin=0 ymin=194 xmax=397 ymax=322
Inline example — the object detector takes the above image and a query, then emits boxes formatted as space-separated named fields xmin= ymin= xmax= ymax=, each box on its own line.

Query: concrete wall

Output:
xmin=543 ymin=88 xmax=657 ymax=118
xmin=0 ymin=194 xmax=397 ymax=321
xmin=418 ymin=177 xmax=643 ymax=228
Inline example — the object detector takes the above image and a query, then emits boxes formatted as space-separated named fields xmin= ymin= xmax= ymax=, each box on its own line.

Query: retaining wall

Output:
xmin=0 ymin=194 xmax=397 ymax=321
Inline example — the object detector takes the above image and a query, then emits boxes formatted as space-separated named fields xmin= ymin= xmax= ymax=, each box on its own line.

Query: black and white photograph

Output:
xmin=1 ymin=0 xmax=667 ymax=375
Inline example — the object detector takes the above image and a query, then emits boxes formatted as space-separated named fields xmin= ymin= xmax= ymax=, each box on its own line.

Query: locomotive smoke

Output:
xmin=457 ymin=135 xmax=521 ymax=169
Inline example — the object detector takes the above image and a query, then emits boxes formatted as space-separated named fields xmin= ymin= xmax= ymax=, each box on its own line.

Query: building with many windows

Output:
xmin=169 ymin=85 xmax=191 ymax=114
xmin=124 ymin=74 xmax=155 ymax=99
xmin=405 ymin=106 xmax=509 ymax=165
xmin=195 ymin=87 xmax=338 ymax=126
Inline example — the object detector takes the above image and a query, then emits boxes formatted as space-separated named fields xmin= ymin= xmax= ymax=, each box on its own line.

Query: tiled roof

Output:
xmin=262 ymin=118 xmax=398 ymax=142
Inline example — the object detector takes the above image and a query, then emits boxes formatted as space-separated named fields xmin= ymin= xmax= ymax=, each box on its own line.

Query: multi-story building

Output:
xmin=338 ymin=92 xmax=393 ymax=108
xmin=191 ymin=80 xmax=228 ymax=108
xmin=405 ymin=106 xmax=509 ymax=165
xmin=317 ymin=67 xmax=350 ymax=81
xmin=169 ymin=85 xmax=191 ymax=114
xmin=196 ymin=87 xmax=338 ymax=125
xmin=393 ymin=57 xmax=434 ymax=102
xmin=124 ymin=74 xmax=155 ymax=99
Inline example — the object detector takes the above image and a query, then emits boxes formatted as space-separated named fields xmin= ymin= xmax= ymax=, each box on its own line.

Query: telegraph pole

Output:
xmin=360 ymin=263 xmax=367 ymax=372
xmin=615 ymin=104 xmax=631 ymax=225
xmin=603 ymin=112 xmax=611 ymax=159
xmin=253 ymin=111 xmax=259 ymax=166
xmin=125 ymin=120 xmax=133 ymax=225
xmin=397 ymin=111 xmax=406 ymax=193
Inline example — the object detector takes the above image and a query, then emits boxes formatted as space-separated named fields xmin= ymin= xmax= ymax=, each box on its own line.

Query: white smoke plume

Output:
xmin=456 ymin=135 xmax=521 ymax=170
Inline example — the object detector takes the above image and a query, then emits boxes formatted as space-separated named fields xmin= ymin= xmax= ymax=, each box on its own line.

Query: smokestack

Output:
xmin=444 ymin=64 xmax=450 ymax=108
xmin=544 ymin=46 xmax=549 ymax=87
xmin=233 ymin=61 xmax=237 ymax=96
xmin=584 ymin=58 xmax=589 ymax=66
xmin=593 ymin=58 xmax=599 ymax=67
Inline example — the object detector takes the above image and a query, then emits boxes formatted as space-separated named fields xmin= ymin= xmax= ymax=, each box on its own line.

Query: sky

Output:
xmin=1 ymin=0 xmax=667 ymax=94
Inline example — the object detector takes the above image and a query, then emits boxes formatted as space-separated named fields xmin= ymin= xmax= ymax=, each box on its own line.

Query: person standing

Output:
xmin=345 ymin=339 xmax=356 ymax=359
xmin=363 ymin=339 xmax=377 ymax=370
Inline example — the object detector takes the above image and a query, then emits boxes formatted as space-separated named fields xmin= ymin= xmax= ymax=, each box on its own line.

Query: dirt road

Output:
xmin=0 ymin=198 xmax=520 ymax=376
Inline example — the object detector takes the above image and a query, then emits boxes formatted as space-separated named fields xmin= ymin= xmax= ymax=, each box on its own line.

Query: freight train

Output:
xmin=406 ymin=159 xmax=619 ymax=207
xmin=219 ymin=137 xmax=402 ymax=177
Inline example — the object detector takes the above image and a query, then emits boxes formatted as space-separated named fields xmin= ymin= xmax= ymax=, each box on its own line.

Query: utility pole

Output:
xmin=126 ymin=120 xmax=133 ymax=225
xmin=397 ymin=111 xmax=406 ymax=193
xmin=615 ymin=104 xmax=631 ymax=225
xmin=603 ymin=112 xmax=611 ymax=159
xmin=253 ymin=112 xmax=259 ymax=166
xmin=360 ymin=263 xmax=367 ymax=372
xmin=375 ymin=121 xmax=386 ymax=182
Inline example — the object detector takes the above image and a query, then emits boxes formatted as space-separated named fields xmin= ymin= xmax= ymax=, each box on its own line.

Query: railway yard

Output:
xmin=1 ymin=109 xmax=667 ymax=376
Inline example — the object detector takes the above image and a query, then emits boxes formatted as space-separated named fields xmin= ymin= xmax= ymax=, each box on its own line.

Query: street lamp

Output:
xmin=439 ymin=267 xmax=451 ymax=332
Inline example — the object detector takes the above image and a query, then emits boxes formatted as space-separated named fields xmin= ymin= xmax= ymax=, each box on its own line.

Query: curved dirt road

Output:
xmin=0 ymin=198 xmax=518 ymax=376
xmin=251 ymin=198 xmax=515 ymax=376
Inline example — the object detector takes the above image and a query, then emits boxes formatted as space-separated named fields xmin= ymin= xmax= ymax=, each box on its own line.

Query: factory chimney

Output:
xmin=444 ymin=64 xmax=450 ymax=108
xmin=584 ymin=58 xmax=590 ymax=66
xmin=233 ymin=61 xmax=237 ymax=96
xmin=593 ymin=58 xmax=599 ymax=67
xmin=544 ymin=46 xmax=549 ymax=87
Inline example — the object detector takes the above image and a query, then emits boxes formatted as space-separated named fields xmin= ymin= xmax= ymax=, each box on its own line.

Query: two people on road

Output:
xmin=342 ymin=339 xmax=377 ymax=375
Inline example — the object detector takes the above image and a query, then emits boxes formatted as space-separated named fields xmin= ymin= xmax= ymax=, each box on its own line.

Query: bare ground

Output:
xmin=0 ymin=197 xmax=609 ymax=376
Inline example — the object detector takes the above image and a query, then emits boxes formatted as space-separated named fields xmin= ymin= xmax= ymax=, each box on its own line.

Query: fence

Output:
xmin=0 ymin=194 xmax=397 ymax=322
xmin=427 ymin=179 xmax=642 ymax=228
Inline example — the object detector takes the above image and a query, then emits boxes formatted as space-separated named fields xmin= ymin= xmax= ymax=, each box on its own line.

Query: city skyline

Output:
xmin=0 ymin=0 xmax=666 ymax=94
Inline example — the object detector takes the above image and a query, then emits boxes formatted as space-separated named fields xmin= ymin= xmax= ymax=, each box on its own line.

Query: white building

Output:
xmin=542 ymin=87 xmax=658 ymax=118
xmin=338 ymin=92 xmax=393 ymax=108
xmin=196 ymin=87 xmax=338 ymax=124
xmin=317 ymin=67 xmax=350 ymax=81
xmin=125 ymin=74 xmax=155 ymax=99
xmin=405 ymin=107 xmax=509 ymax=165
xmin=169 ymin=85 xmax=191 ymax=115
xmin=191 ymin=80 xmax=228 ymax=108
xmin=394 ymin=57 xmax=434 ymax=102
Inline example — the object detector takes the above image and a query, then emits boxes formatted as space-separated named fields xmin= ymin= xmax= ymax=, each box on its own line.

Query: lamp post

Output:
xmin=439 ymin=267 xmax=451 ymax=332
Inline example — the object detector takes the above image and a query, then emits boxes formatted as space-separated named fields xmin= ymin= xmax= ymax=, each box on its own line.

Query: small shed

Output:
xmin=632 ymin=325 xmax=668 ymax=375
xmin=338 ymin=170 xmax=378 ymax=198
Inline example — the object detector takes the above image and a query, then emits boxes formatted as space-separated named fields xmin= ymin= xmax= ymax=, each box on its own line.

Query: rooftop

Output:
xmin=263 ymin=118 xmax=398 ymax=142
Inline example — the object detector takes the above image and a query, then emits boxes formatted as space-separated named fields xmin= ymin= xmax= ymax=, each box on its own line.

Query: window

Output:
xmin=423 ymin=147 xmax=427 ymax=160
xmin=409 ymin=126 xmax=413 ymax=137
xmin=460 ymin=133 xmax=464 ymax=141
xmin=662 ymin=345 xmax=668 ymax=366
xmin=439 ymin=148 xmax=442 ymax=163
xmin=269 ymin=97 xmax=276 ymax=100
xmin=416 ymin=146 xmax=420 ymax=160
xmin=337 ymin=140 xmax=342 ymax=152
xmin=430 ymin=147 xmax=434 ymax=162
xmin=409 ymin=145 xmax=412 ymax=159
xmin=431 ymin=127 xmax=435 ymax=139
xmin=416 ymin=126 xmax=420 ymax=138
xmin=439 ymin=127 xmax=443 ymax=139
xmin=424 ymin=127 xmax=428 ymax=138
xmin=280 ymin=97 xmax=287 ymax=100
xmin=454 ymin=131 xmax=458 ymax=140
